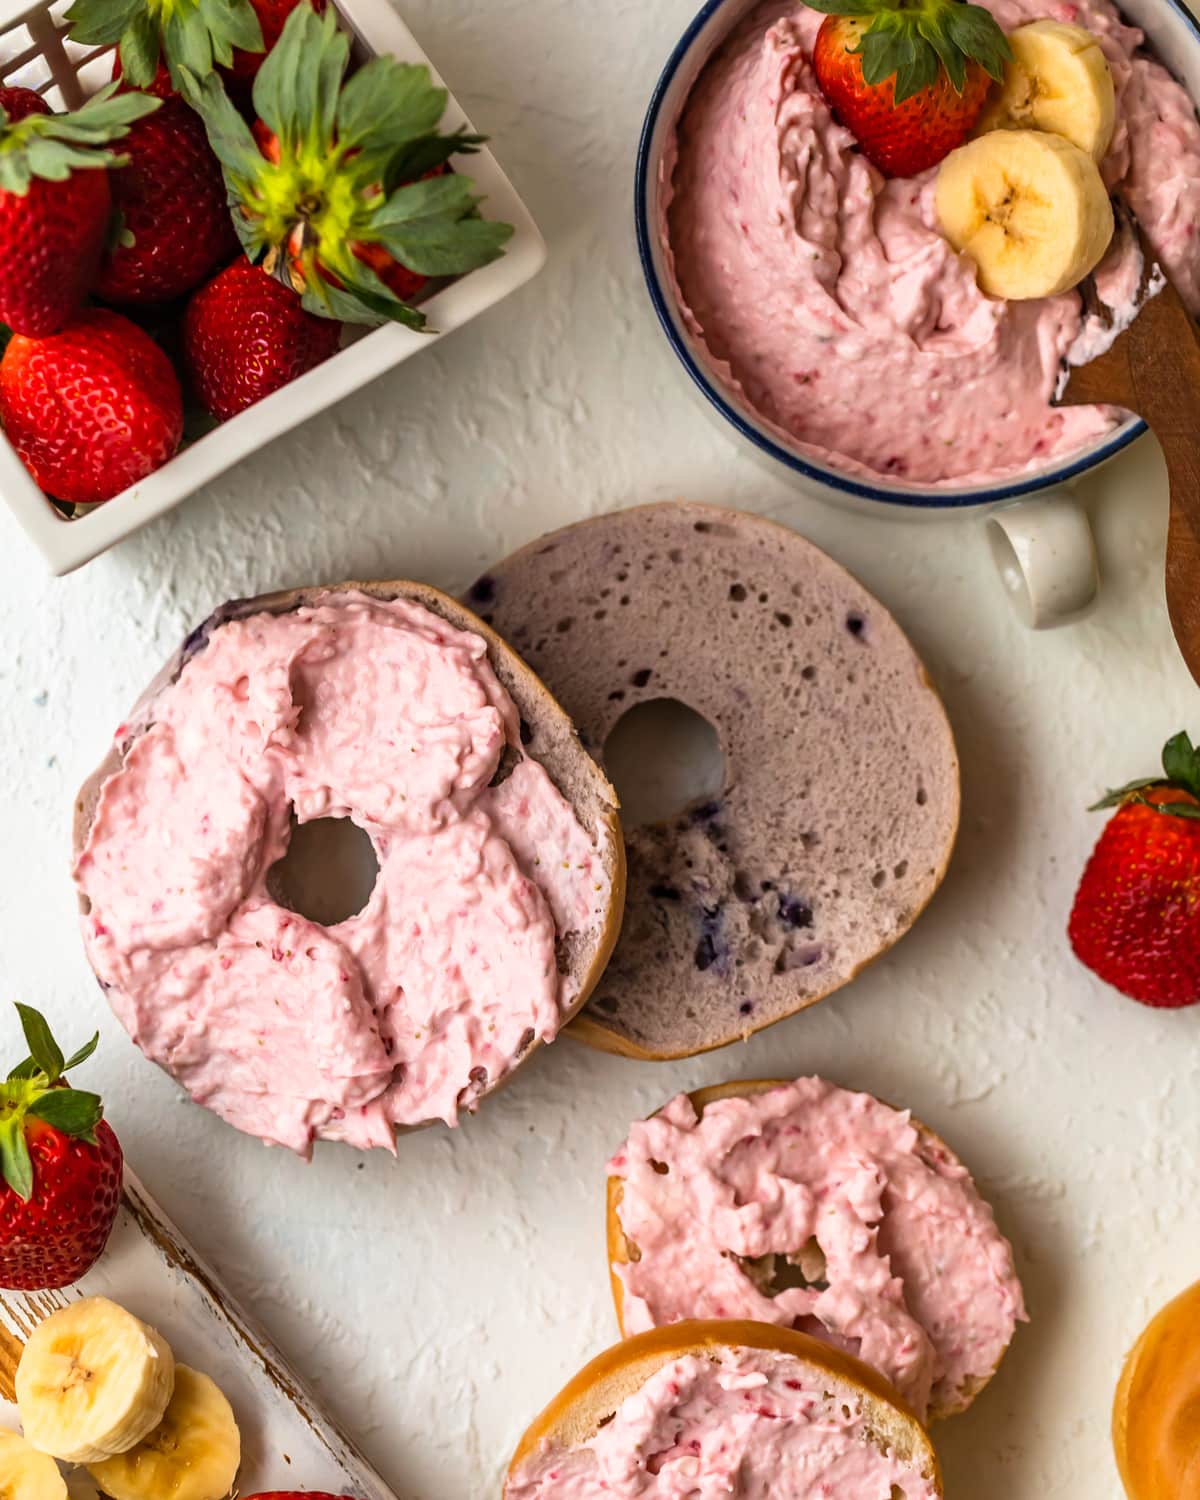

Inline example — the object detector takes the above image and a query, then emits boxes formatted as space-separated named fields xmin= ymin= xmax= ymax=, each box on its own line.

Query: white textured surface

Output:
xmin=0 ymin=0 xmax=1196 ymax=1495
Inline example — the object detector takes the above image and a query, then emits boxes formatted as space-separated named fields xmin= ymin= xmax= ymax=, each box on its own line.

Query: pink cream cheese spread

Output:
xmin=505 ymin=1346 xmax=939 ymax=1500
xmin=664 ymin=0 xmax=1200 ymax=484
xmin=608 ymin=1080 xmax=1026 ymax=1419
xmin=73 ymin=592 xmax=612 ymax=1155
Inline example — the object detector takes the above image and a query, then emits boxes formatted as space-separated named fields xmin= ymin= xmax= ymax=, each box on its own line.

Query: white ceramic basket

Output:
xmin=0 ymin=0 xmax=546 ymax=573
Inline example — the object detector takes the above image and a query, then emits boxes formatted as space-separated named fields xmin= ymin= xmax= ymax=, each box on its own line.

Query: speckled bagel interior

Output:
xmin=473 ymin=502 xmax=960 ymax=1060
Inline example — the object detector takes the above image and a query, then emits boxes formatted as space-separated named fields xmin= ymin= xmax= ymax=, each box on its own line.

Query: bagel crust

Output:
xmin=73 ymin=582 xmax=624 ymax=1155
xmin=473 ymin=502 xmax=960 ymax=1060
xmin=505 ymin=1321 xmax=941 ymax=1500
xmin=607 ymin=1079 xmax=1026 ymax=1420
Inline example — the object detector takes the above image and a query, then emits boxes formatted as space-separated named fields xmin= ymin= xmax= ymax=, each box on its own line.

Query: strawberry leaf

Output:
xmin=6 ymin=1057 xmax=37 ymax=1082
xmin=28 ymin=1088 xmax=104 ymax=1141
xmin=0 ymin=1118 xmax=32 ymax=1202
xmin=253 ymin=5 xmax=347 ymax=157
xmin=118 ymin=9 xmax=161 ymax=89
xmin=15 ymin=1004 xmax=63 ymax=1083
xmin=1161 ymin=731 xmax=1200 ymax=795
xmin=373 ymin=214 xmax=513 ymax=278
xmin=63 ymin=1033 xmax=100 ymax=1073
xmin=383 ymin=130 xmax=485 ymax=192
xmin=69 ymin=0 xmax=264 ymax=92
xmin=336 ymin=58 xmax=447 ymax=151
xmin=65 ymin=0 xmax=141 ymax=48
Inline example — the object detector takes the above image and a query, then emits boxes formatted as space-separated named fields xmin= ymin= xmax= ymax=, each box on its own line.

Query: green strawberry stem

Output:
xmin=802 ymin=0 xmax=1011 ymax=102
xmin=0 ymin=1006 xmax=102 ymax=1203
xmin=1090 ymin=731 xmax=1200 ymax=820
xmin=179 ymin=3 xmax=513 ymax=328
xmin=65 ymin=0 xmax=264 ymax=92
xmin=0 ymin=84 xmax=160 ymax=196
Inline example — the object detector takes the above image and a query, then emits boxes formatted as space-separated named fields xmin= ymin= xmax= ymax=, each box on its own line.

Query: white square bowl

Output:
xmin=0 ymin=0 xmax=547 ymax=573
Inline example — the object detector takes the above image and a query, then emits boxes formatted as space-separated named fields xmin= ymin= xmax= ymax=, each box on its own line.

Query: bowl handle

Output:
xmin=985 ymin=489 xmax=1099 ymax=629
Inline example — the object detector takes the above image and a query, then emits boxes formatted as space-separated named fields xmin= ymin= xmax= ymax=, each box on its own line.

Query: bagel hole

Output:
xmin=603 ymin=698 xmax=724 ymax=828
xmin=270 ymin=814 xmax=380 ymax=927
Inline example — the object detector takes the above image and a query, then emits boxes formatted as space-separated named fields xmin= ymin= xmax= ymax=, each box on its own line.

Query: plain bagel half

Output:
xmin=472 ymin=502 xmax=960 ymax=1060
xmin=504 ymin=1320 xmax=941 ymax=1499
xmin=73 ymin=581 xmax=625 ymax=1152
xmin=606 ymin=1079 xmax=1026 ymax=1421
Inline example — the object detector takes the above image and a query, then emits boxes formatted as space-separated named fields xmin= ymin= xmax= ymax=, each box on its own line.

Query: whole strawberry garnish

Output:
xmin=0 ymin=308 xmax=183 ymax=503
xmin=804 ymin=0 xmax=1010 ymax=177
xmin=0 ymin=87 xmax=50 ymax=122
xmin=97 ymin=97 xmax=239 ymax=304
xmin=181 ymin=4 xmax=511 ymax=328
xmin=0 ymin=85 xmax=159 ymax=336
xmin=0 ymin=1005 xmax=122 ymax=1290
xmin=1069 ymin=732 xmax=1200 ymax=1008
xmin=184 ymin=257 xmax=341 ymax=418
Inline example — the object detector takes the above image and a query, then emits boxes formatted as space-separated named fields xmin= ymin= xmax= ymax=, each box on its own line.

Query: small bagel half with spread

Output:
xmin=606 ymin=1078 xmax=1026 ymax=1421
xmin=73 ymin=582 xmax=624 ymax=1155
xmin=504 ymin=1320 xmax=942 ymax=1500
xmin=473 ymin=502 xmax=960 ymax=1059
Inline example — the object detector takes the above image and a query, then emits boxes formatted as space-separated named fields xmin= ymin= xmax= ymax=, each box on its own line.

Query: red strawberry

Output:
xmin=804 ymin=0 xmax=1011 ymax=177
xmin=97 ymin=98 xmax=239 ymax=304
xmin=0 ymin=1005 xmax=122 ymax=1290
xmin=111 ymin=53 xmax=177 ymax=101
xmin=0 ymin=85 xmax=158 ymax=336
xmin=181 ymin=6 xmax=510 ymax=331
xmin=230 ymin=0 xmax=325 ymax=79
xmin=0 ymin=308 xmax=183 ymax=503
xmin=183 ymin=258 xmax=341 ymax=419
xmin=1069 ymin=731 xmax=1200 ymax=1008
xmin=0 ymin=86 xmax=50 ymax=122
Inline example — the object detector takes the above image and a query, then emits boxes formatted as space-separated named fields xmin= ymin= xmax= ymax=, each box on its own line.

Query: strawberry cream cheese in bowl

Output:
xmin=72 ymin=584 xmax=623 ymax=1156
xmin=636 ymin=0 xmax=1200 ymax=624
xmin=607 ymin=1079 xmax=1026 ymax=1421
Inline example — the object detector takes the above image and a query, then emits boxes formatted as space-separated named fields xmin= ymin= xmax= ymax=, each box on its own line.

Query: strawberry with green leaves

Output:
xmin=0 ymin=85 xmax=159 ymax=336
xmin=66 ymin=0 xmax=307 ymax=93
xmin=0 ymin=87 xmax=50 ymax=123
xmin=803 ymin=0 xmax=1011 ymax=177
xmin=0 ymin=1005 xmax=123 ymax=1291
xmin=180 ymin=3 xmax=512 ymax=329
xmin=1069 ymin=731 xmax=1200 ymax=1009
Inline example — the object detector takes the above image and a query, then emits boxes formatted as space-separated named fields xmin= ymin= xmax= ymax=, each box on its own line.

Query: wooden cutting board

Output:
xmin=0 ymin=1173 xmax=398 ymax=1498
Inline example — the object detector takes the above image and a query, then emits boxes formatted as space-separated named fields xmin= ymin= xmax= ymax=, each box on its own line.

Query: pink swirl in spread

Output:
xmin=664 ymin=0 xmax=1200 ymax=485
xmin=74 ymin=593 xmax=611 ymax=1155
xmin=609 ymin=1080 xmax=1026 ymax=1419
xmin=504 ymin=1346 xmax=939 ymax=1500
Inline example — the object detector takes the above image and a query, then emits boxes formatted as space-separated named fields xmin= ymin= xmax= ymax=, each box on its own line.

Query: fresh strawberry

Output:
xmin=69 ymin=0 xmax=264 ymax=93
xmin=97 ymin=98 xmax=239 ymax=304
xmin=111 ymin=52 xmax=177 ymax=101
xmin=0 ymin=308 xmax=183 ymax=502
xmin=0 ymin=1005 xmax=122 ymax=1291
xmin=230 ymin=0 xmax=324 ymax=79
xmin=181 ymin=4 xmax=510 ymax=329
xmin=804 ymin=0 xmax=1011 ymax=177
xmin=0 ymin=85 xmax=158 ymax=336
xmin=183 ymin=257 xmax=341 ymax=418
xmin=1069 ymin=731 xmax=1200 ymax=1008
xmin=0 ymin=86 xmax=50 ymax=122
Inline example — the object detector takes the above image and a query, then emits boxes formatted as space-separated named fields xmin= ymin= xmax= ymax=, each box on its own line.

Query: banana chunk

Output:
xmin=86 ymin=1365 xmax=241 ymax=1500
xmin=978 ymin=19 xmax=1116 ymax=161
xmin=0 ymin=1428 xmax=69 ymax=1499
xmin=936 ymin=128 xmax=1114 ymax=300
xmin=15 ymin=1297 xmax=175 ymax=1465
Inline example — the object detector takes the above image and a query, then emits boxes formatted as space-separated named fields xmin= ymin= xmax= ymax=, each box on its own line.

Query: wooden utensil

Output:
xmin=1058 ymin=250 xmax=1200 ymax=684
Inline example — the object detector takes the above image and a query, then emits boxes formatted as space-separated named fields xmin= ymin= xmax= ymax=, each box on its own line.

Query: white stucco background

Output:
xmin=0 ymin=0 xmax=1196 ymax=1495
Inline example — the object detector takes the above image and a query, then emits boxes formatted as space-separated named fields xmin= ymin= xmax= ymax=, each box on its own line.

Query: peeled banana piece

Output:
xmin=977 ymin=19 xmax=1116 ymax=161
xmin=0 ymin=1428 xmax=68 ymax=1499
xmin=86 ymin=1365 xmax=241 ymax=1500
xmin=15 ymin=1297 xmax=175 ymax=1465
xmin=936 ymin=128 xmax=1114 ymax=299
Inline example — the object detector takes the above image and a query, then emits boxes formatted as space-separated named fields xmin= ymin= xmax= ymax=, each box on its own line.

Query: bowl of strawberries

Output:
xmin=0 ymin=0 xmax=545 ymax=573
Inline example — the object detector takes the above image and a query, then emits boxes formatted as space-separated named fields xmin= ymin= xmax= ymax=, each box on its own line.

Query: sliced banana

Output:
xmin=936 ymin=128 xmax=1114 ymax=300
xmin=86 ymin=1365 xmax=240 ymax=1500
xmin=15 ymin=1297 xmax=175 ymax=1465
xmin=977 ymin=19 xmax=1116 ymax=161
xmin=0 ymin=1428 xmax=68 ymax=1499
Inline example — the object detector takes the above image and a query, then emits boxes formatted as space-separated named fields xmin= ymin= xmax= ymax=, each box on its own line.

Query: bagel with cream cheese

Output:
xmin=73 ymin=582 xmax=624 ymax=1155
xmin=473 ymin=502 xmax=960 ymax=1060
xmin=504 ymin=1320 xmax=941 ymax=1500
xmin=606 ymin=1079 xmax=1026 ymax=1421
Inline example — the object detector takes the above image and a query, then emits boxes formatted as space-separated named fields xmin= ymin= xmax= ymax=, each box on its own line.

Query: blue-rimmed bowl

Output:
xmin=635 ymin=0 xmax=1200 ymax=622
